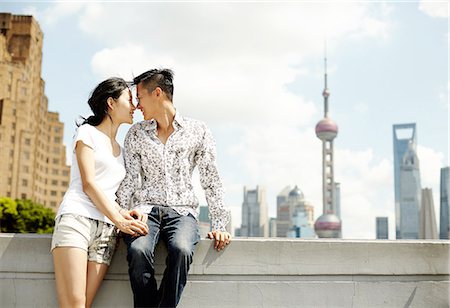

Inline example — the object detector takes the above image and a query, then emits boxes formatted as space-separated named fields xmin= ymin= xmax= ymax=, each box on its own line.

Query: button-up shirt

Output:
xmin=116 ymin=113 xmax=230 ymax=231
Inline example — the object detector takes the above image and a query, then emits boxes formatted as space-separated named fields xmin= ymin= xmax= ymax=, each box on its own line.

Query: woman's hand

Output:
xmin=116 ymin=209 xmax=149 ymax=236
xmin=128 ymin=209 xmax=148 ymax=224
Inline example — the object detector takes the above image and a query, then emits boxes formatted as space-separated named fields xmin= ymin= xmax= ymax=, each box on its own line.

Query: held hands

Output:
xmin=117 ymin=208 xmax=149 ymax=236
xmin=207 ymin=230 xmax=231 ymax=251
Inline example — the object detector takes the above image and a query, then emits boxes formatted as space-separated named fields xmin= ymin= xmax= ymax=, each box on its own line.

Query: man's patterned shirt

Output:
xmin=116 ymin=113 xmax=230 ymax=231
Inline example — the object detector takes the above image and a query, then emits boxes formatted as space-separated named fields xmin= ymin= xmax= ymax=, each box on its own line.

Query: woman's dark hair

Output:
xmin=77 ymin=77 xmax=129 ymax=127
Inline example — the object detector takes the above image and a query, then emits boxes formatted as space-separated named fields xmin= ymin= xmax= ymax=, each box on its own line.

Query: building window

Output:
xmin=22 ymin=179 xmax=28 ymax=187
xmin=21 ymin=193 xmax=27 ymax=199
xmin=62 ymin=170 xmax=69 ymax=176
xmin=61 ymin=181 xmax=68 ymax=187
xmin=7 ymin=177 xmax=11 ymax=185
xmin=53 ymin=158 xmax=60 ymax=164
xmin=51 ymin=190 xmax=57 ymax=196
xmin=24 ymin=151 xmax=30 ymax=159
xmin=23 ymin=166 xmax=29 ymax=173
xmin=51 ymin=180 xmax=58 ymax=185
xmin=25 ymin=138 xmax=31 ymax=145
xmin=50 ymin=201 xmax=57 ymax=207
xmin=7 ymin=192 xmax=11 ymax=197
xmin=0 ymin=99 xmax=3 ymax=125
xmin=54 ymin=137 xmax=61 ymax=143
xmin=10 ymin=136 xmax=14 ymax=143
xmin=52 ymin=169 xmax=58 ymax=175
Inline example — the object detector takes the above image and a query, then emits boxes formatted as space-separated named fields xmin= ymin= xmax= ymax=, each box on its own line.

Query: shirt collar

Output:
xmin=143 ymin=111 xmax=184 ymax=132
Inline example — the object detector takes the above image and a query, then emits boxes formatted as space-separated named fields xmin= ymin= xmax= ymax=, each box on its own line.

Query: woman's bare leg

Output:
xmin=52 ymin=247 xmax=87 ymax=308
xmin=85 ymin=261 xmax=109 ymax=308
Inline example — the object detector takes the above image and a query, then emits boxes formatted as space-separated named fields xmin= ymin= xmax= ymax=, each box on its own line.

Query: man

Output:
xmin=116 ymin=68 xmax=231 ymax=308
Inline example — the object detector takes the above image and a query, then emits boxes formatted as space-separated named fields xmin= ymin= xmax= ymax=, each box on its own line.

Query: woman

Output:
xmin=51 ymin=77 xmax=149 ymax=308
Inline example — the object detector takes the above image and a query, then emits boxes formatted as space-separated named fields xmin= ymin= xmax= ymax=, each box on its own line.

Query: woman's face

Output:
xmin=112 ymin=88 xmax=136 ymax=124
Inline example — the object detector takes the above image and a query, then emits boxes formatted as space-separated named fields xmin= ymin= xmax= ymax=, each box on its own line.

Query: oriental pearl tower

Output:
xmin=314 ymin=56 xmax=342 ymax=238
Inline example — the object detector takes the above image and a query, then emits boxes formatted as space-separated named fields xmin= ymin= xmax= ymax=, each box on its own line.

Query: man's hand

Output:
xmin=207 ymin=230 xmax=231 ymax=251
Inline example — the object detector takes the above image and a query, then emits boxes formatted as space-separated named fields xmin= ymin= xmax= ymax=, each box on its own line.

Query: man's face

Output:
xmin=136 ymin=83 xmax=155 ymax=120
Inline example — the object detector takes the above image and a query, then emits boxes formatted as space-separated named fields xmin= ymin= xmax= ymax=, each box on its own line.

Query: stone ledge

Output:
xmin=1 ymin=234 xmax=449 ymax=307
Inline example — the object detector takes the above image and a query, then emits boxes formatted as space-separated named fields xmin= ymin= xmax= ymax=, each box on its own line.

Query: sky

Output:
xmin=1 ymin=0 xmax=448 ymax=239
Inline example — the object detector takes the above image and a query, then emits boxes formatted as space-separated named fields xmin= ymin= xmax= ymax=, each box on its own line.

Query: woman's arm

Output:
xmin=76 ymin=141 xmax=148 ymax=235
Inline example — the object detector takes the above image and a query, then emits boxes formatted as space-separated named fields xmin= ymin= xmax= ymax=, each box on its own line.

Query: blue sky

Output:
xmin=1 ymin=1 xmax=448 ymax=238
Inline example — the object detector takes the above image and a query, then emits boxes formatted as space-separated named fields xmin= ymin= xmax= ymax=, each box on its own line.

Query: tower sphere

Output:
xmin=315 ymin=118 xmax=338 ymax=140
xmin=314 ymin=213 xmax=341 ymax=238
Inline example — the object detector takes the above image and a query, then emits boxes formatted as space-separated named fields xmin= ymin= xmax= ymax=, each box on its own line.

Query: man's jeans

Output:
xmin=123 ymin=206 xmax=200 ymax=308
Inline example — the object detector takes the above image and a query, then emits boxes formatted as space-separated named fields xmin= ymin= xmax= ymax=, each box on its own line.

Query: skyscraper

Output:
xmin=419 ymin=188 xmax=438 ymax=239
xmin=334 ymin=182 xmax=341 ymax=219
xmin=439 ymin=167 xmax=450 ymax=239
xmin=393 ymin=123 xmax=421 ymax=239
xmin=314 ymin=56 xmax=342 ymax=238
xmin=277 ymin=185 xmax=314 ymax=238
xmin=376 ymin=217 xmax=388 ymax=239
xmin=240 ymin=186 xmax=268 ymax=237
xmin=0 ymin=13 xmax=70 ymax=209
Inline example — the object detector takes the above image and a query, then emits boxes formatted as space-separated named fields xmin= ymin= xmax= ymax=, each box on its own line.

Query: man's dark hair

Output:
xmin=133 ymin=69 xmax=174 ymax=101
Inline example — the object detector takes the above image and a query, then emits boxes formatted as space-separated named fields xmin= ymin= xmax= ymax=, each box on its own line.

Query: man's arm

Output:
xmin=116 ymin=127 xmax=142 ymax=210
xmin=195 ymin=124 xmax=231 ymax=250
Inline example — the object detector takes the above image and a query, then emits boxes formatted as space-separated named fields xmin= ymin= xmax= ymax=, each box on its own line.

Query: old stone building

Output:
xmin=0 ymin=13 xmax=70 ymax=209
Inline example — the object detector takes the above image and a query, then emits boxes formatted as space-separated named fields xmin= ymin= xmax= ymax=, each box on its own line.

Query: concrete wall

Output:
xmin=0 ymin=234 xmax=449 ymax=307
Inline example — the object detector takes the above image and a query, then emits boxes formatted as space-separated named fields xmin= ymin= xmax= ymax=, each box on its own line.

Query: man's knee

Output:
xmin=127 ymin=237 xmax=154 ymax=265
xmin=169 ymin=240 xmax=195 ymax=260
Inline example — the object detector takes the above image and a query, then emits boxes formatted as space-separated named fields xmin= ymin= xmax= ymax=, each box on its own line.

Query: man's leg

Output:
xmin=159 ymin=209 xmax=200 ymax=307
xmin=124 ymin=208 xmax=161 ymax=308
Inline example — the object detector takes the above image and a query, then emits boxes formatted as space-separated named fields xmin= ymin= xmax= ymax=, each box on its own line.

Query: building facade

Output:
xmin=440 ymin=167 xmax=450 ymax=239
xmin=393 ymin=123 xmax=421 ymax=239
xmin=376 ymin=217 xmax=388 ymax=239
xmin=0 ymin=13 xmax=70 ymax=210
xmin=419 ymin=188 xmax=438 ymax=239
xmin=276 ymin=185 xmax=314 ymax=238
xmin=240 ymin=186 xmax=268 ymax=237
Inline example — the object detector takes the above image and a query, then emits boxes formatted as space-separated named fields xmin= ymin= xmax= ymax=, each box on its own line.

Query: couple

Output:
xmin=51 ymin=69 xmax=231 ymax=308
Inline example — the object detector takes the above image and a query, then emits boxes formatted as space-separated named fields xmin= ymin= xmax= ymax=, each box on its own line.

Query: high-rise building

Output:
xmin=240 ymin=186 xmax=268 ymax=237
xmin=398 ymin=140 xmax=422 ymax=239
xmin=419 ymin=188 xmax=438 ymax=239
xmin=268 ymin=217 xmax=277 ymax=237
xmin=276 ymin=185 xmax=314 ymax=238
xmin=440 ymin=167 xmax=450 ymax=239
xmin=393 ymin=123 xmax=421 ymax=239
xmin=334 ymin=182 xmax=341 ymax=219
xmin=287 ymin=210 xmax=316 ymax=239
xmin=0 ymin=13 xmax=70 ymax=210
xmin=314 ymin=56 xmax=342 ymax=238
xmin=376 ymin=217 xmax=388 ymax=239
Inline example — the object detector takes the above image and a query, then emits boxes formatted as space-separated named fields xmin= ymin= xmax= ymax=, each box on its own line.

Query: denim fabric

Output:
xmin=124 ymin=206 xmax=200 ymax=308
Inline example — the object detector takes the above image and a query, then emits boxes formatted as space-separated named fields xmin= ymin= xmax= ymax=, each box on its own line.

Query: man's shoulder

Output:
xmin=182 ymin=116 xmax=208 ymax=131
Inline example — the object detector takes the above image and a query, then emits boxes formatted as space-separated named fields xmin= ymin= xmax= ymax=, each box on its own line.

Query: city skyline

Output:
xmin=1 ymin=2 xmax=448 ymax=238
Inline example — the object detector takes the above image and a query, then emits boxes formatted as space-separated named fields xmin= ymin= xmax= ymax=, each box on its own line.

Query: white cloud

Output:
xmin=81 ymin=2 xmax=395 ymax=238
xmin=419 ymin=0 xmax=449 ymax=18
xmin=37 ymin=2 xmax=403 ymax=238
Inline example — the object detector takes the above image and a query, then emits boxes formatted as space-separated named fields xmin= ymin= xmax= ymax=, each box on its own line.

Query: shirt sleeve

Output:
xmin=195 ymin=124 xmax=230 ymax=232
xmin=116 ymin=126 xmax=141 ymax=209
xmin=72 ymin=124 xmax=95 ymax=152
